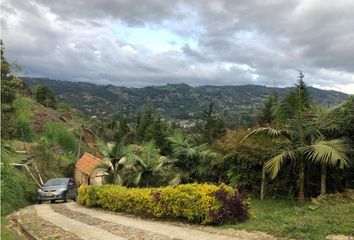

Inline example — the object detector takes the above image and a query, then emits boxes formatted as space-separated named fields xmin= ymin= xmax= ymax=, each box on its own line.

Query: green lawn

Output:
xmin=1 ymin=217 xmax=22 ymax=240
xmin=224 ymin=199 xmax=354 ymax=240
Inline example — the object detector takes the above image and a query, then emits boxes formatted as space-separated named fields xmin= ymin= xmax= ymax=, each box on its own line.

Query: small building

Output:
xmin=75 ymin=152 xmax=110 ymax=186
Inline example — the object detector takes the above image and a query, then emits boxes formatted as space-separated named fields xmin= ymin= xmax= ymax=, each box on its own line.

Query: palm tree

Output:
xmin=162 ymin=130 xmax=217 ymax=185
xmin=310 ymin=104 xmax=352 ymax=195
xmin=243 ymin=76 xmax=351 ymax=202
xmin=116 ymin=141 xmax=163 ymax=187
xmin=95 ymin=139 xmax=125 ymax=184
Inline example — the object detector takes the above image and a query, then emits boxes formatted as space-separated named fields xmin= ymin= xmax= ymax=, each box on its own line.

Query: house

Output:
xmin=75 ymin=152 xmax=110 ymax=186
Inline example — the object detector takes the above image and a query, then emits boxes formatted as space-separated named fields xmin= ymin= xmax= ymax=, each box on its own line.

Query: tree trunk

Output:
xmin=320 ymin=164 xmax=326 ymax=195
xmin=298 ymin=162 xmax=305 ymax=203
xmin=260 ymin=164 xmax=266 ymax=200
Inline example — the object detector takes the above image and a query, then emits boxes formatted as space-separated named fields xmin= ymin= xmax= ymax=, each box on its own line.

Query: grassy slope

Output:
xmin=224 ymin=199 xmax=354 ymax=240
xmin=1 ymin=96 xmax=81 ymax=216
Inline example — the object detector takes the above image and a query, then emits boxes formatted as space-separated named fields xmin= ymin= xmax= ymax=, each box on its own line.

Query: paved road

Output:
xmin=31 ymin=202 xmax=276 ymax=240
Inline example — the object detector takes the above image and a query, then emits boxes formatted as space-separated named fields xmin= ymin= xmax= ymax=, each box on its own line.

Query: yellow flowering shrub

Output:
xmin=78 ymin=183 xmax=249 ymax=224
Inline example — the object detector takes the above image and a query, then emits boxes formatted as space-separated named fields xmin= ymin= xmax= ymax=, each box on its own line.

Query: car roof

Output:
xmin=45 ymin=178 xmax=71 ymax=183
xmin=48 ymin=178 xmax=70 ymax=180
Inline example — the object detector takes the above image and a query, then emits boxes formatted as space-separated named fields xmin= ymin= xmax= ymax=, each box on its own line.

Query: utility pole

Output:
xmin=76 ymin=124 xmax=84 ymax=160
xmin=76 ymin=116 xmax=96 ymax=160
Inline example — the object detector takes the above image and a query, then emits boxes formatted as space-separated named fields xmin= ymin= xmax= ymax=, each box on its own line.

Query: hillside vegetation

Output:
xmin=1 ymin=95 xmax=85 ymax=215
xmin=21 ymin=77 xmax=348 ymax=126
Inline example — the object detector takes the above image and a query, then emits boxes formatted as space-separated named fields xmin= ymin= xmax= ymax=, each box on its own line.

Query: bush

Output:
xmin=78 ymin=183 xmax=249 ymax=224
xmin=42 ymin=122 xmax=77 ymax=153
xmin=1 ymin=165 xmax=37 ymax=215
xmin=14 ymin=117 xmax=35 ymax=142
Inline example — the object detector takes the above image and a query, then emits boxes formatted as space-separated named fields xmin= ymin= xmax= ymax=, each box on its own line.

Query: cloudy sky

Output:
xmin=2 ymin=0 xmax=354 ymax=93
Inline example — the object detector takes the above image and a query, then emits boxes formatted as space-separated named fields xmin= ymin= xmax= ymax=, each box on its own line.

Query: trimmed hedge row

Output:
xmin=78 ymin=183 xmax=249 ymax=224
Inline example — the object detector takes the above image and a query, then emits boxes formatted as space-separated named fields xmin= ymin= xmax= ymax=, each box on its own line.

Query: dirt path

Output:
xmin=14 ymin=202 xmax=279 ymax=240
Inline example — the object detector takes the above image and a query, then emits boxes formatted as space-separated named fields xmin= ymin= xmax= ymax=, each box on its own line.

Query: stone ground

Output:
xmin=9 ymin=202 xmax=280 ymax=240
xmin=8 ymin=202 xmax=353 ymax=240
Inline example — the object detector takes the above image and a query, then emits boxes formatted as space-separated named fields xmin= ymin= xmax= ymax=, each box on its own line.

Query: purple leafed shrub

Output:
xmin=209 ymin=187 xmax=250 ymax=224
xmin=151 ymin=190 xmax=162 ymax=202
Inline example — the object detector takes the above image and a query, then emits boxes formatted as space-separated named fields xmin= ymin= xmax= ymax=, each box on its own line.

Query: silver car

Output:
xmin=37 ymin=178 xmax=77 ymax=204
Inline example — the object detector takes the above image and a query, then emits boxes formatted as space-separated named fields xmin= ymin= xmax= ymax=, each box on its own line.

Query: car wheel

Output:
xmin=64 ymin=193 xmax=68 ymax=203
xmin=72 ymin=195 xmax=77 ymax=202
xmin=51 ymin=200 xmax=55 ymax=204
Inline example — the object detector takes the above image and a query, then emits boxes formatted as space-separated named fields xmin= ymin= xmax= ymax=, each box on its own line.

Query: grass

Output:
xmin=1 ymin=217 xmax=22 ymax=240
xmin=1 ymin=150 xmax=25 ymax=164
xmin=13 ymin=97 xmax=35 ymax=119
xmin=224 ymin=199 xmax=354 ymax=240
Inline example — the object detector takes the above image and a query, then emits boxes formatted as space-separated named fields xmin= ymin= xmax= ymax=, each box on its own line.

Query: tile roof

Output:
xmin=75 ymin=152 xmax=104 ymax=176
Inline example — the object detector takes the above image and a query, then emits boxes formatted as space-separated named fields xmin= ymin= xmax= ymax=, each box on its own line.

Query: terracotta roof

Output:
xmin=75 ymin=152 xmax=104 ymax=176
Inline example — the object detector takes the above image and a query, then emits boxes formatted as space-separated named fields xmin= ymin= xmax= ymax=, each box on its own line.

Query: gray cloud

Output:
xmin=1 ymin=0 xmax=354 ymax=93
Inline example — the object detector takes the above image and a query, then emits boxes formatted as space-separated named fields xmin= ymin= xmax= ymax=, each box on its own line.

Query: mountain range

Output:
xmin=21 ymin=77 xmax=349 ymax=126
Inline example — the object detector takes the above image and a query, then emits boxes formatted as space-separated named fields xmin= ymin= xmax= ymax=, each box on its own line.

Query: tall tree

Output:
xmin=115 ymin=115 xmax=129 ymax=140
xmin=256 ymin=90 xmax=278 ymax=125
xmin=243 ymin=74 xmax=351 ymax=202
xmin=135 ymin=100 xmax=154 ymax=142
xmin=199 ymin=102 xmax=226 ymax=145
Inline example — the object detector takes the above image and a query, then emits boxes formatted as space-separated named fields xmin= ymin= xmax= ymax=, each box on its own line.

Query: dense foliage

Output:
xmin=35 ymin=85 xmax=57 ymax=109
xmin=78 ymin=183 xmax=249 ymax=224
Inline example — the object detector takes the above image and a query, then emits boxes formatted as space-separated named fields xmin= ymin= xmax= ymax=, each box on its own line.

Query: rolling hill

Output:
xmin=21 ymin=77 xmax=349 ymax=126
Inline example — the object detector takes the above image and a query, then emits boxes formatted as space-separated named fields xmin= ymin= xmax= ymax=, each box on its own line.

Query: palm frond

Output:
xmin=113 ymin=138 xmax=127 ymax=159
xmin=115 ymin=174 xmax=124 ymax=185
xmin=242 ymin=127 xmax=289 ymax=143
xmin=302 ymin=138 xmax=351 ymax=169
xmin=135 ymin=156 xmax=148 ymax=169
xmin=95 ymin=139 xmax=111 ymax=158
xmin=168 ymin=173 xmax=182 ymax=186
xmin=134 ymin=172 xmax=143 ymax=186
xmin=117 ymin=157 xmax=127 ymax=166
xmin=264 ymin=149 xmax=297 ymax=179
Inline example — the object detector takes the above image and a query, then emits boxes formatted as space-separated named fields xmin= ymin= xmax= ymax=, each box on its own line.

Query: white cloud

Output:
xmin=1 ymin=0 xmax=354 ymax=93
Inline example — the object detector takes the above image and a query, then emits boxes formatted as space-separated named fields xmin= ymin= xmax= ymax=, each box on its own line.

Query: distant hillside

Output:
xmin=22 ymin=77 xmax=348 ymax=126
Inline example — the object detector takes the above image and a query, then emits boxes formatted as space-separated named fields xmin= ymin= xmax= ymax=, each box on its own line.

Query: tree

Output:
xmin=135 ymin=100 xmax=154 ymax=142
xmin=1 ymin=41 xmax=26 ymax=107
xmin=116 ymin=141 xmax=163 ymax=187
xmin=115 ymin=115 xmax=129 ymax=140
xmin=199 ymin=102 xmax=226 ymax=145
xmin=312 ymin=101 xmax=354 ymax=194
xmin=275 ymin=72 xmax=311 ymax=123
xmin=35 ymin=86 xmax=57 ymax=109
xmin=256 ymin=90 xmax=278 ymax=125
xmin=161 ymin=130 xmax=217 ymax=185
xmin=243 ymin=74 xmax=351 ymax=202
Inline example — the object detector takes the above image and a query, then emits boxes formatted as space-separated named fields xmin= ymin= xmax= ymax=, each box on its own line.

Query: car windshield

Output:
xmin=44 ymin=178 xmax=68 ymax=187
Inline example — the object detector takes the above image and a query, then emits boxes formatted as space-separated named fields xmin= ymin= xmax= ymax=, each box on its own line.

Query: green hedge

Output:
xmin=78 ymin=183 xmax=249 ymax=224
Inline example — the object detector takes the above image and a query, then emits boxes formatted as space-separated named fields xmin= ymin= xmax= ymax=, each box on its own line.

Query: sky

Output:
xmin=1 ymin=0 xmax=354 ymax=93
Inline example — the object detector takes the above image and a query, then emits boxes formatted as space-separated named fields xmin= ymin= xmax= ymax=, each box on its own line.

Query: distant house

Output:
xmin=75 ymin=152 xmax=110 ymax=186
